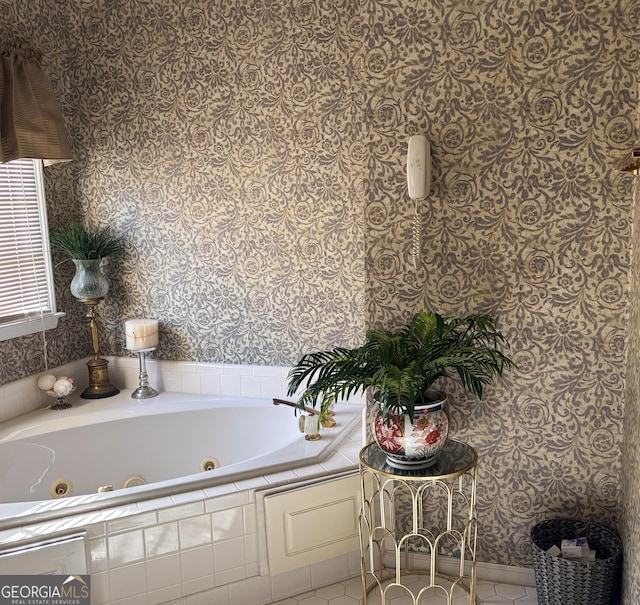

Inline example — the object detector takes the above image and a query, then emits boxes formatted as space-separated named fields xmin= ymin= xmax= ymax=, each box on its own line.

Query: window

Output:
xmin=0 ymin=159 xmax=63 ymax=341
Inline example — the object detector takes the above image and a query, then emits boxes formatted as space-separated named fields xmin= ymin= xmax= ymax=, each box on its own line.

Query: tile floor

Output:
xmin=271 ymin=577 xmax=538 ymax=604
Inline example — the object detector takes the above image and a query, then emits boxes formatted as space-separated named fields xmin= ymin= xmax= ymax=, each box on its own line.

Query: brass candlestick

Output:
xmin=81 ymin=297 xmax=120 ymax=399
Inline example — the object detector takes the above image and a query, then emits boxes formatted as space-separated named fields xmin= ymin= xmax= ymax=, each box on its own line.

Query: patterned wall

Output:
xmin=622 ymin=176 xmax=640 ymax=605
xmin=1 ymin=0 xmax=639 ymax=580
xmin=1 ymin=0 xmax=368 ymax=378
xmin=359 ymin=0 xmax=639 ymax=572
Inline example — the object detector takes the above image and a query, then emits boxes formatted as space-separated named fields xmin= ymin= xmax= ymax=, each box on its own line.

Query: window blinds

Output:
xmin=0 ymin=158 xmax=55 ymax=325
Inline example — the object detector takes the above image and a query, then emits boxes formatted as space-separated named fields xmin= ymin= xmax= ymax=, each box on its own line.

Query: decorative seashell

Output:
xmin=37 ymin=374 xmax=57 ymax=391
xmin=53 ymin=378 xmax=74 ymax=396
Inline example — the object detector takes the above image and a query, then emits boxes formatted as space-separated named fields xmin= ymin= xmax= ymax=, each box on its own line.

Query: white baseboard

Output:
xmin=382 ymin=551 xmax=535 ymax=587
xmin=476 ymin=559 xmax=535 ymax=587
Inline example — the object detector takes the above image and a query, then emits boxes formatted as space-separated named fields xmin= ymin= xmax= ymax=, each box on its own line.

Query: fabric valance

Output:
xmin=0 ymin=51 xmax=72 ymax=164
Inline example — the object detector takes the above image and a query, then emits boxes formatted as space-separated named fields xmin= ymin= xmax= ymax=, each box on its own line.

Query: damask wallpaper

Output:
xmin=622 ymin=177 xmax=640 ymax=605
xmin=1 ymin=0 xmax=639 ymax=589
xmin=359 ymin=0 xmax=638 ymax=575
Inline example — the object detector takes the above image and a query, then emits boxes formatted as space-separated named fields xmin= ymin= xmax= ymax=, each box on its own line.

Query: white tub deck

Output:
xmin=0 ymin=390 xmax=364 ymax=539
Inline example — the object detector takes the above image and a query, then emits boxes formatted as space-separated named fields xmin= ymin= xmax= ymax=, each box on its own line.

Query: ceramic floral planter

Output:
xmin=372 ymin=394 xmax=449 ymax=469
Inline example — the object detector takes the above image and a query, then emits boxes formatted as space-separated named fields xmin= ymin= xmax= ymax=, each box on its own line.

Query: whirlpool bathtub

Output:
xmin=0 ymin=391 xmax=363 ymax=528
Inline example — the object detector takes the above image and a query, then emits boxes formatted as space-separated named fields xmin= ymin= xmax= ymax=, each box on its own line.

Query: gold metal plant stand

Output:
xmin=359 ymin=439 xmax=478 ymax=604
xmin=80 ymin=297 xmax=120 ymax=399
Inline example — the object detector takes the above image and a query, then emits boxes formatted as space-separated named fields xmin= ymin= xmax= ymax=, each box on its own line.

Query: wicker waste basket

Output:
xmin=530 ymin=518 xmax=622 ymax=605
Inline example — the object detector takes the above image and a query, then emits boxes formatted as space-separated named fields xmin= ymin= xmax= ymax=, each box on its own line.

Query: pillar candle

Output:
xmin=125 ymin=319 xmax=159 ymax=350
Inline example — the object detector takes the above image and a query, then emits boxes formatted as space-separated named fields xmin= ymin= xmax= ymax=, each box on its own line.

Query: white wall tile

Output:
xmin=108 ymin=531 xmax=145 ymax=566
xmin=244 ymin=534 xmax=258 ymax=565
xmin=173 ymin=362 xmax=199 ymax=373
xmin=182 ymin=574 xmax=217 ymax=598
xmin=180 ymin=544 xmax=214 ymax=582
xmin=200 ymin=374 xmax=221 ymax=395
xmin=0 ymin=396 xmax=25 ymax=423
xmin=170 ymin=490 xmax=207 ymax=505
xmin=319 ymin=452 xmax=359 ymax=473
xmin=148 ymin=584 xmax=183 ymax=605
xmin=347 ymin=549 xmax=360 ymax=577
xmin=205 ymin=490 xmax=249 ymax=512
xmin=108 ymin=512 xmax=158 ymax=533
xmin=109 ymin=355 xmax=140 ymax=370
xmin=264 ymin=469 xmax=298 ymax=484
xmin=90 ymin=570 xmax=111 ymax=605
xmin=146 ymin=553 xmax=181 ymax=590
xmin=292 ymin=463 xmax=326 ymax=479
xmin=84 ymin=521 xmax=107 ymax=538
xmin=179 ymin=515 xmax=212 ymax=549
xmin=195 ymin=363 xmax=224 ymax=375
xmin=138 ymin=496 xmax=173 ymax=513
xmin=213 ymin=536 xmax=246 ymax=572
xmin=260 ymin=376 xmax=286 ymax=398
xmin=214 ymin=565 xmax=246 ymax=587
xmin=244 ymin=503 xmax=257 ymax=534
xmin=111 ymin=594 xmax=149 ymax=605
xmin=253 ymin=366 xmax=284 ymax=377
xmin=125 ymin=368 xmax=147 ymax=390
xmin=222 ymin=365 xmax=250 ymax=376
xmin=158 ymin=502 xmax=204 ymax=523
xmin=144 ymin=523 xmax=179 ymax=557
xmin=240 ymin=376 xmax=263 ymax=397
xmin=212 ymin=508 xmax=244 ymax=541
xmin=233 ymin=476 xmax=269 ymax=492
xmin=155 ymin=370 xmax=182 ymax=393
xmin=220 ymin=375 xmax=241 ymax=396
xmin=181 ymin=373 xmax=202 ymax=394
xmin=184 ymin=585 xmax=229 ymax=605
xmin=270 ymin=565 xmax=313 ymax=601
xmin=0 ymin=377 xmax=22 ymax=397
xmin=90 ymin=536 xmax=108 ymax=573
xmin=245 ymin=561 xmax=259 ymax=577
xmin=310 ymin=553 xmax=352 ymax=587
xmin=201 ymin=483 xmax=239 ymax=500
xmin=109 ymin=561 xmax=147 ymax=601
xmin=228 ymin=575 xmax=273 ymax=605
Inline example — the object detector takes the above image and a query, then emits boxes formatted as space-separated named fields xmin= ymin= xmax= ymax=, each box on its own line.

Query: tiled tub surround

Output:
xmin=0 ymin=360 xmax=365 ymax=604
xmin=0 ymin=357 xmax=311 ymax=426
xmin=0 ymin=393 xmax=363 ymax=510
xmin=0 ymin=446 xmax=364 ymax=605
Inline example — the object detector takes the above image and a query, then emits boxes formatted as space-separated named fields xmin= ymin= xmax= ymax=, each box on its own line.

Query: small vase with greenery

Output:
xmin=49 ymin=223 xmax=124 ymax=300
xmin=49 ymin=222 xmax=124 ymax=260
xmin=287 ymin=310 xmax=515 ymax=468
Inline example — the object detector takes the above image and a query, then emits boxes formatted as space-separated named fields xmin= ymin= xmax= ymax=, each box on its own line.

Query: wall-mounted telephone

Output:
xmin=406 ymin=135 xmax=431 ymax=268
xmin=407 ymin=135 xmax=431 ymax=201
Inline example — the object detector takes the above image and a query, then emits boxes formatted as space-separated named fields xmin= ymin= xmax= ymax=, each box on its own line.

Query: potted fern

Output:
xmin=49 ymin=222 xmax=124 ymax=300
xmin=287 ymin=310 xmax=515 ymax=469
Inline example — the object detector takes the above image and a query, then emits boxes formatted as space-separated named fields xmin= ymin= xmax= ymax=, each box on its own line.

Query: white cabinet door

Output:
xmin=264 ymin=473 xmax=360 ymax=575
